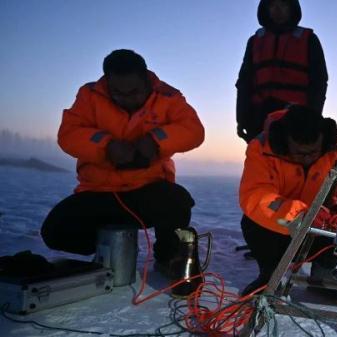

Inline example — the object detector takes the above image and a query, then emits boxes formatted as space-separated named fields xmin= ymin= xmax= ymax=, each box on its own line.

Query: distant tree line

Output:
xmin=0 ymin=129 xmax=74 ymax=169
xmin=0 ymin=129 xmax=57 ymax=156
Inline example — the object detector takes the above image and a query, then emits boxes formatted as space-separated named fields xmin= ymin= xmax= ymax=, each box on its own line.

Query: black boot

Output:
xmin=310 ymin=260 xmax=337 ymax=283
xmin=153 ymin=230 xmax=180 ymax=278
xmin=240 ymin=273 xmax=270 ymax=296
xmin=170 ymin=227 xmax=204 ymax=298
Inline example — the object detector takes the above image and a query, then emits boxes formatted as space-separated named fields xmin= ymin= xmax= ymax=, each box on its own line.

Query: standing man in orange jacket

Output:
xmin=41 ymin=49 xmax=205 ymax=272
xmin=239 ymin=105 xmax=337 ymax=295
xmin=236 ymin=0 xmax=328 ymax=143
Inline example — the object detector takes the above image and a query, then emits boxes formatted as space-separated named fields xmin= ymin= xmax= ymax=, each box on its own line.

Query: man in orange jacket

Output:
xmin=239 ymin=105 xmax=337 ymax=295
xmin=41 ymin=49 xmax=205 ymax=272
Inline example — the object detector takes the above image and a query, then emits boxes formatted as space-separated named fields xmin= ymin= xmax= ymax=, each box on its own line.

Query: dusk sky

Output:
xmin=1 ymin=0 xmax=337 ymax=165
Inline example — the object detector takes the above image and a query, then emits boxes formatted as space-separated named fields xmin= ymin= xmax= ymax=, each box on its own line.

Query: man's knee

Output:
xmin=150 ymin=180 xmax=194 ymax=206
xmin=172 ymin=183 xmax=195 ymax=208
xmin=40 ymin=218 xmax=59 ymax=250
xmin=166 ymin=184 xmax=194 ymax=227
xmin=40 ymin=205 xmax=70 ymax=251
xmin=40 ymin=219 xmax=96 ymax=255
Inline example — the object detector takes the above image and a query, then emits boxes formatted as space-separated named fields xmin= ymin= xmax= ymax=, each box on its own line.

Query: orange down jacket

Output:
xmin=58 ymin=71 xmax=205 ymax=192
xmin=239 ymin=117 xmax=337 ymax=235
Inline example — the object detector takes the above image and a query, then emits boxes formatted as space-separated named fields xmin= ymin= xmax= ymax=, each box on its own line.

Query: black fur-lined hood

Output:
xmin=257 ymin=0 xmax=302 ymax=31
xmin=267 ymin=108 xmax=337 ymax=156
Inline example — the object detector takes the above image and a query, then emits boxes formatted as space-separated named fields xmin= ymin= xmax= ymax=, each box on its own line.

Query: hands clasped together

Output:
xmin=106 ymin=133 xmax=159 ymax=170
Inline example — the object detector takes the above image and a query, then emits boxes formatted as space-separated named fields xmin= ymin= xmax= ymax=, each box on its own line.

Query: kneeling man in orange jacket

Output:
xmin=41 ymin=49 xmax=205 ymax=273
xmin=239 ymin=105 xmax=337 ymax=295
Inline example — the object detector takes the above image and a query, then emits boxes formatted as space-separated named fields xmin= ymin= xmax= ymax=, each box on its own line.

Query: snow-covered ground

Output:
xmin=0 ymin=167 xmax=337 ymax=336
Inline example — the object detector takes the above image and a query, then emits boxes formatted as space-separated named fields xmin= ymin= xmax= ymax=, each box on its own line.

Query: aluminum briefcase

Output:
xmin=0 ymin=259 xmax=113 ymax=314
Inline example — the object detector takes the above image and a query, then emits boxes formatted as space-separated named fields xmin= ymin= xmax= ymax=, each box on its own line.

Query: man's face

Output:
xmin=107 ymin=73 xmax=152 ymax=113
xmin=269 ymin=0 xmax=291 ymax=25
xmin=287 ymin=134 xmax=323 ymax=168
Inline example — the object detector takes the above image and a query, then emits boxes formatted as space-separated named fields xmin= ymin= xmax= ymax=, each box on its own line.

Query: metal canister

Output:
xmin=95 ymin=225 xmax=138 ymax=287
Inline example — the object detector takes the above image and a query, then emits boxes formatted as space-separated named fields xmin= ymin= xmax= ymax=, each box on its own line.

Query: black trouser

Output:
xmin=41 ymin=180 xmax=195 ymax=263
xmin=241 ymin=215 xmax=336 ymax=278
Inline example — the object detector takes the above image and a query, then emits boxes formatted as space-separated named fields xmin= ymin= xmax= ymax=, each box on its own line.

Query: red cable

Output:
xmin=183 ymin=272 xmax=259 ymax=335
xmin=113 ymin=192 xmax=152 ymax=304
xmin=113 ymin=193 xmax=337 ymax=335
xmin=112 ymin=192 xmax=268 ymax=334
xmin=182 ymin=243 xmax=337 ymax=335
xmin=291 ymin=244 xmax=335 ymax=270
xmin=113 ymin=192 xmax=257 ymax=335
xmin=113 ymin=192 xmax=206 ymax=304
xmin=181 ymin=244 xmax=337 ymax=335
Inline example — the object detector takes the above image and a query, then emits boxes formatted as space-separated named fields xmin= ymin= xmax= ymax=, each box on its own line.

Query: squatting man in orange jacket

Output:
xmin=41 ymin=49 xmax=205 ymax=278
xmin=239 ymin=105 xmax=337 ymax=295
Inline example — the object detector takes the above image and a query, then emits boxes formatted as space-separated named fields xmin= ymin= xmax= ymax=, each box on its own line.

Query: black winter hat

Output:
xmin=257 ymin=0 xmax=302 ymax=30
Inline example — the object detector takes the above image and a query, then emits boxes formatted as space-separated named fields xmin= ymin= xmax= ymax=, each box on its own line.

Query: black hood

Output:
xmin=268 ymin=107 xmax=337 ymax=157
xmin=257 ymin=0 xmax=302 ymax=31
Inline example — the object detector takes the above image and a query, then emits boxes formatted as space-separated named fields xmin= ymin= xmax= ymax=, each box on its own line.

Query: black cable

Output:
xmin=4 ymin=291 xmax=329 ymax=337
xmin=1 ymin=303 xmax=185 ymax=337
xmin=170 ymin=295 xmax=254 ymax=336
xmin=288 ymin=315 xmax=315 ymax=337
xmin=267 ymin=295 xmax=327 ymax=337
xmin=170 ymin=291 xmax=330 ymax=337
xmin=169 ymin=302 xmax=207 ymax=335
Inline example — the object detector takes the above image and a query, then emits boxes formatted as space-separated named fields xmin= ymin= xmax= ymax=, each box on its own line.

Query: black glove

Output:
xmin=106 ymin=140 xmax=135 ymax=166
xmin=116 ymin=150 xmax=151 ymax=169
xmin=107 ymin=135 xmax=159 ymax=170
xmin=134 ymin=133 xmax=159 ymax=161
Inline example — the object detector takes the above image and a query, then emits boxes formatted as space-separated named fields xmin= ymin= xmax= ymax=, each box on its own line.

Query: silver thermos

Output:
xmin=95 ymin=225 xmax=138 ymax=286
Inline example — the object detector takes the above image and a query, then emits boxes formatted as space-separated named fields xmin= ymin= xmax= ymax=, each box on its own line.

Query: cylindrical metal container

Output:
xmin=95 ymin=225 xmax=138 ymax=286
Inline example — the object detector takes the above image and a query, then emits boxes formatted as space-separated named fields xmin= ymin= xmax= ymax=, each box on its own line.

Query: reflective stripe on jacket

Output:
xmin=239 ymin=133 xmax=337 ymax=235
xmin=58 ymin=71 xmax=204 ymax=192
xmin=252 ymin=27 xmax=312 ymax=106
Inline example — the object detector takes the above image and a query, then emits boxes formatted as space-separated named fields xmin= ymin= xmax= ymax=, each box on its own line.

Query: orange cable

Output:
xmin=113 ymin=192 xmax=207 ymax=304
xmin=113 ymin=192 xmax=269 ymax=335
xmin=113 ymin=192 xmax=152 ymax=304
xmin=291 ymin=244 xmax=335 ymax=270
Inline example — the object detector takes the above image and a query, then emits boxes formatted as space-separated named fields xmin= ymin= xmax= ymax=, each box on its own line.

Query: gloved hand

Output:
xmin=326 ymin=185 xmax=337 ymax=212
xmin=331 ymin=195 xmax=337 ymax=209
xmin=237 ymin=124 xmax=250 ymax=143
xmin=312 ymin=206 xmax=331 ymax=229
xmin=106 ymin=140 xmax=135 ymax=166
xmin=328 ymin=213 xmax=337 ymax=232
xmin=134 ymin=133 xmax=159 ymax=161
